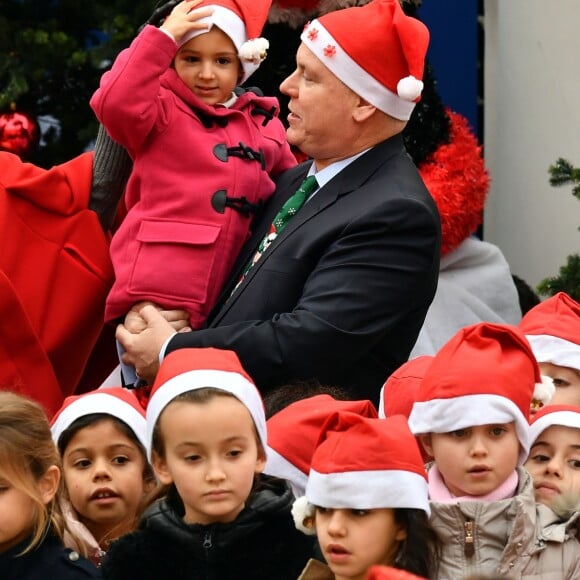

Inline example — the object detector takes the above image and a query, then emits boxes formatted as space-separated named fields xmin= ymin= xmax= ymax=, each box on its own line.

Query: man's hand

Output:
xmin=116 ymin=305 xmax=184 ymax=385
xmin=124 ymin=301 xmax=191 ymax=334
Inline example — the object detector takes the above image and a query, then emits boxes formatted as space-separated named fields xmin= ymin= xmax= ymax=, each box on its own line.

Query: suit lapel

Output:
xmin=210 ymin=135 xmax=406 ymax=324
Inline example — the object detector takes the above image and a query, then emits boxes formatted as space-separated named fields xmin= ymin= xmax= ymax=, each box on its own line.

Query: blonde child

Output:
xmin=0 ymin=391 xmax=100 ymax=579
xmin=90 ymin=0 xmax=296 ymax=386
xmin=519 ymin=292 xmax=580 ymax=406
xmin=408 ymin=321 xmax=580 ymax=578
xmin=101 ymin=347 xmax=313 ymax=579
xmin=51 ymin=387 xmax=155 ymax=566
xmin=293 ymin=412 xmax=438 ymax=580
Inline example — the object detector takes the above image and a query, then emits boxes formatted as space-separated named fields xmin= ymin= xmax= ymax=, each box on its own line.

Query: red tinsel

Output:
xmin=418 ymin=109 xmax=490 ymax=256
xmin=0 ymin=111 xmax=40 ymax=158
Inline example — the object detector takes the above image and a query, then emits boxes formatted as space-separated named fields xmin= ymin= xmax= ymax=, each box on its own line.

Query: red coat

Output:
xmin=0 ymin=152 xmax=114 ymax=415
xmin=90 ymin=25 xmax=297 ymax=326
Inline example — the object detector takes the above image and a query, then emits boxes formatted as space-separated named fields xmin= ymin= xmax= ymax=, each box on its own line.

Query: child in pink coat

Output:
xmin=90 ymin=0 xmax=296 ymax=384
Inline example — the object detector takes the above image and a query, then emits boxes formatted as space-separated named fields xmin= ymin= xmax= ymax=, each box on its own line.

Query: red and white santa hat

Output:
xmin=147 ymin=347 xmax=267 ymax=459
xmin=300 ymin=0 xmax=429 ymax=121
xmin=178 ymin=0 xmax=272 ymax=83
xmin=378 ymin=355 xmax=433 ymax=419
xmin=265 ymin=395 xmax=377 ymax=497
xmin=408 ymin=322 xmax=541 ymax=463
xmin=518 ymin=292 xmax=580 ymax=371
xmin=304 ymin=412 xmax=429 ymax=515
xmin=50 ymin=387 xmax=147 ymax=451
xmin=529 ymin=404 xmax=580 ymax=445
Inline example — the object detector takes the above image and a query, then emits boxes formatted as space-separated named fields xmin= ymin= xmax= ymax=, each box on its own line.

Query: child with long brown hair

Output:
xmin=51 ymin=387 xmax=155 ymax=567
xmin=0 ymin=391 xmax=100 ymax=579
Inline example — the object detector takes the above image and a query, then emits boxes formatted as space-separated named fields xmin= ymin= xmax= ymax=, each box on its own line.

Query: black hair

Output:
xmin=393 ymin=508 xmax=440 ymax=578
xmin=263 ymin=378 xmax=352 ymax=419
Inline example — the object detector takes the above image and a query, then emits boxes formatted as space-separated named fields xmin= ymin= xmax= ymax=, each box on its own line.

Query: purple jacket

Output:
xmin=91 ymin=25 xmax=296 ymax=325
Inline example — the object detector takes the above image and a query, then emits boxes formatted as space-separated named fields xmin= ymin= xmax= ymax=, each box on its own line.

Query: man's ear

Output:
xmin=39 ymin=465 xmax=60 ymax=505
xmin=418 ymin=434 xmax=434 ymax=458
xmin=353 ymin=98 xmax=377 ymax=123
xmin=151 ymin=451 xmax=174 ymax=486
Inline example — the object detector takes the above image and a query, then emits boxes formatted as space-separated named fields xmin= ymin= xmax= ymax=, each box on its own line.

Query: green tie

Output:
xmin=271 ymin=175 xmax=319 ymax=235
xmin=234 ymin=175 xmax=319 ymax=291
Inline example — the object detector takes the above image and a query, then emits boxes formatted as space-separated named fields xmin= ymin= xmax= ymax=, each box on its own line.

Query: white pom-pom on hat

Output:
xmin=397 ymin=76 xmax=424 ymax=101
xmin=291 ymin=496 xmax=316 ymax=535
xmin=238 ymin=37 xmax=269 ymax=64
xmin=531 ymin=375 xmax=556 ymax=412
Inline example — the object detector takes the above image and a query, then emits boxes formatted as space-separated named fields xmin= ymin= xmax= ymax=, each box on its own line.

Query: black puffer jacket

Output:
xmin=102 ymin=475 xmax=314 ymax=580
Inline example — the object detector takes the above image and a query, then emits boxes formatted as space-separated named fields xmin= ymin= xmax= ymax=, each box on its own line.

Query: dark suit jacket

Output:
xmin=168 ymin=133 xmax=441 ymax=405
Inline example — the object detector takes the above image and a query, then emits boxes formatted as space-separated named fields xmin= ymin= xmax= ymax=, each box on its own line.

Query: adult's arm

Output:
xmin=168 ymin=196 xmax=439 ymax=383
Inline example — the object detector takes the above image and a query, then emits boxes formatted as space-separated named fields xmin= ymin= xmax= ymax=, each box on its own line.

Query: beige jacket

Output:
xmin=297 ymin=558 xmax=334 ymax=580
xmin=430 ymin=467 xmax=580 ymax=579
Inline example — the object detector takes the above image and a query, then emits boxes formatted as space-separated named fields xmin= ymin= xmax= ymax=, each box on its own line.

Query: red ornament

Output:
xmin=0 ymin=111 xmax=40 ymax=157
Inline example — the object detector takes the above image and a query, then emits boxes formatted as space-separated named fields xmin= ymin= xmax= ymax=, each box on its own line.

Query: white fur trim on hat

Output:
xmin=408 ymin=393 xmax=531 ymax=464
xmin=530 ymin=410 xmax=580 ymax=445
xmin=301 ymin=20 xmax=416 ymax=121
xmin=291 ymin=496 xmax=317 ymax=535
xmin=306 ymin=469 xmax=430 ymax=516
xmin=146 ymin=369 xmax=267 ymax=461
xmin=264 ymin=446 xmax=308 ymax=499
xmin=51 ymin=393 xmax=147 ymax=452
xmin=526 ymin=334 xmax=580 ymax=370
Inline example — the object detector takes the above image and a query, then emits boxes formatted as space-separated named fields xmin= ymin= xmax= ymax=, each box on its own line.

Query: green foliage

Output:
xmin=537 ymin=254 xmax=580 ymax=301
xmin=537 ymin=159 xmax=580 ymax=300
xmin=549 ymin=158 xmax=580 ymax=202
xmin=0 ymin=0 xmax=155 ymax=166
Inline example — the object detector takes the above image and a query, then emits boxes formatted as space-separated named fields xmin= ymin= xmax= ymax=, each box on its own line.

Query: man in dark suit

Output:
xmin=116 ymin=0 xmax=441 ymax=406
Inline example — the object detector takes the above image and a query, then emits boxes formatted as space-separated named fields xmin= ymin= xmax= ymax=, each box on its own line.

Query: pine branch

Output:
xmin=548 ymin=158 xmax=580 ymax=200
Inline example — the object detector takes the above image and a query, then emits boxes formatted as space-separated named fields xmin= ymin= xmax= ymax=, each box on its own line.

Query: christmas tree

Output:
xmin=0 ymin=0 xmax=154 ymax=166
xmin=537 ymin=158 xmax=580 ymax=300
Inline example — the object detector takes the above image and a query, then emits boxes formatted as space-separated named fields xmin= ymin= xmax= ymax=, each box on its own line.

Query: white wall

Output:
xmin=484 ymin=0 xmax=580 ymax=291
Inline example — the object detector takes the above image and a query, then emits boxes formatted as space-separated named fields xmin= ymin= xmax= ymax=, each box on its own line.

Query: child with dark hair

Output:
xmin=408 ymin=322 xmax=580 ymax=578
xmin=51 ymin=388 xmax=155 ymax=566
xmin=293 ymin=412 xmax=439 ymax=579
xmin=0 ymin=391 xmax=100 ymax=579
xmin=101 ymin=348 xmax=313 ymax=579
xmin=519 ymin=292 xmax=580 ymax=407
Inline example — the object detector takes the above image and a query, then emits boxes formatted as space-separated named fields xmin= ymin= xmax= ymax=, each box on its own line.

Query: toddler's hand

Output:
xmin=161 ymin=0 xmax=213 ymax=44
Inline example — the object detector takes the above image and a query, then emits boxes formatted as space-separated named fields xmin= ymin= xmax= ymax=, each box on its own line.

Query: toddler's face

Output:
xmin=315 ymin=507 xmax=405 ymax=580
xmin=525 ymin=425 xmax=580 ymax=505
xmin=540 ymin=363 xmax=580 ymax=407
xmin=175 ymin=26 xmax=241 ymax=106
xmin=420 ymin=422 xmax=520 ymax=497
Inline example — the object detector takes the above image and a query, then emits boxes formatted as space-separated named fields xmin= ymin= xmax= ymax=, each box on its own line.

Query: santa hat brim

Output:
xmin=526 ymin=335 xmax=580 ymax=370
xmin=51 ymin=392 xmax=147 ymax=452
xmin=408 ymin=393 xmax=530 ymax=464
xmin=147 ymin=368 xmax=267 ymax=461
xmin=530 ymin=410 xmax=580 ymax=444
xmin=265 ymin=446 xmax=308 ymax=498
xmin=306 ymin=468 xmax=430 ymax=516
